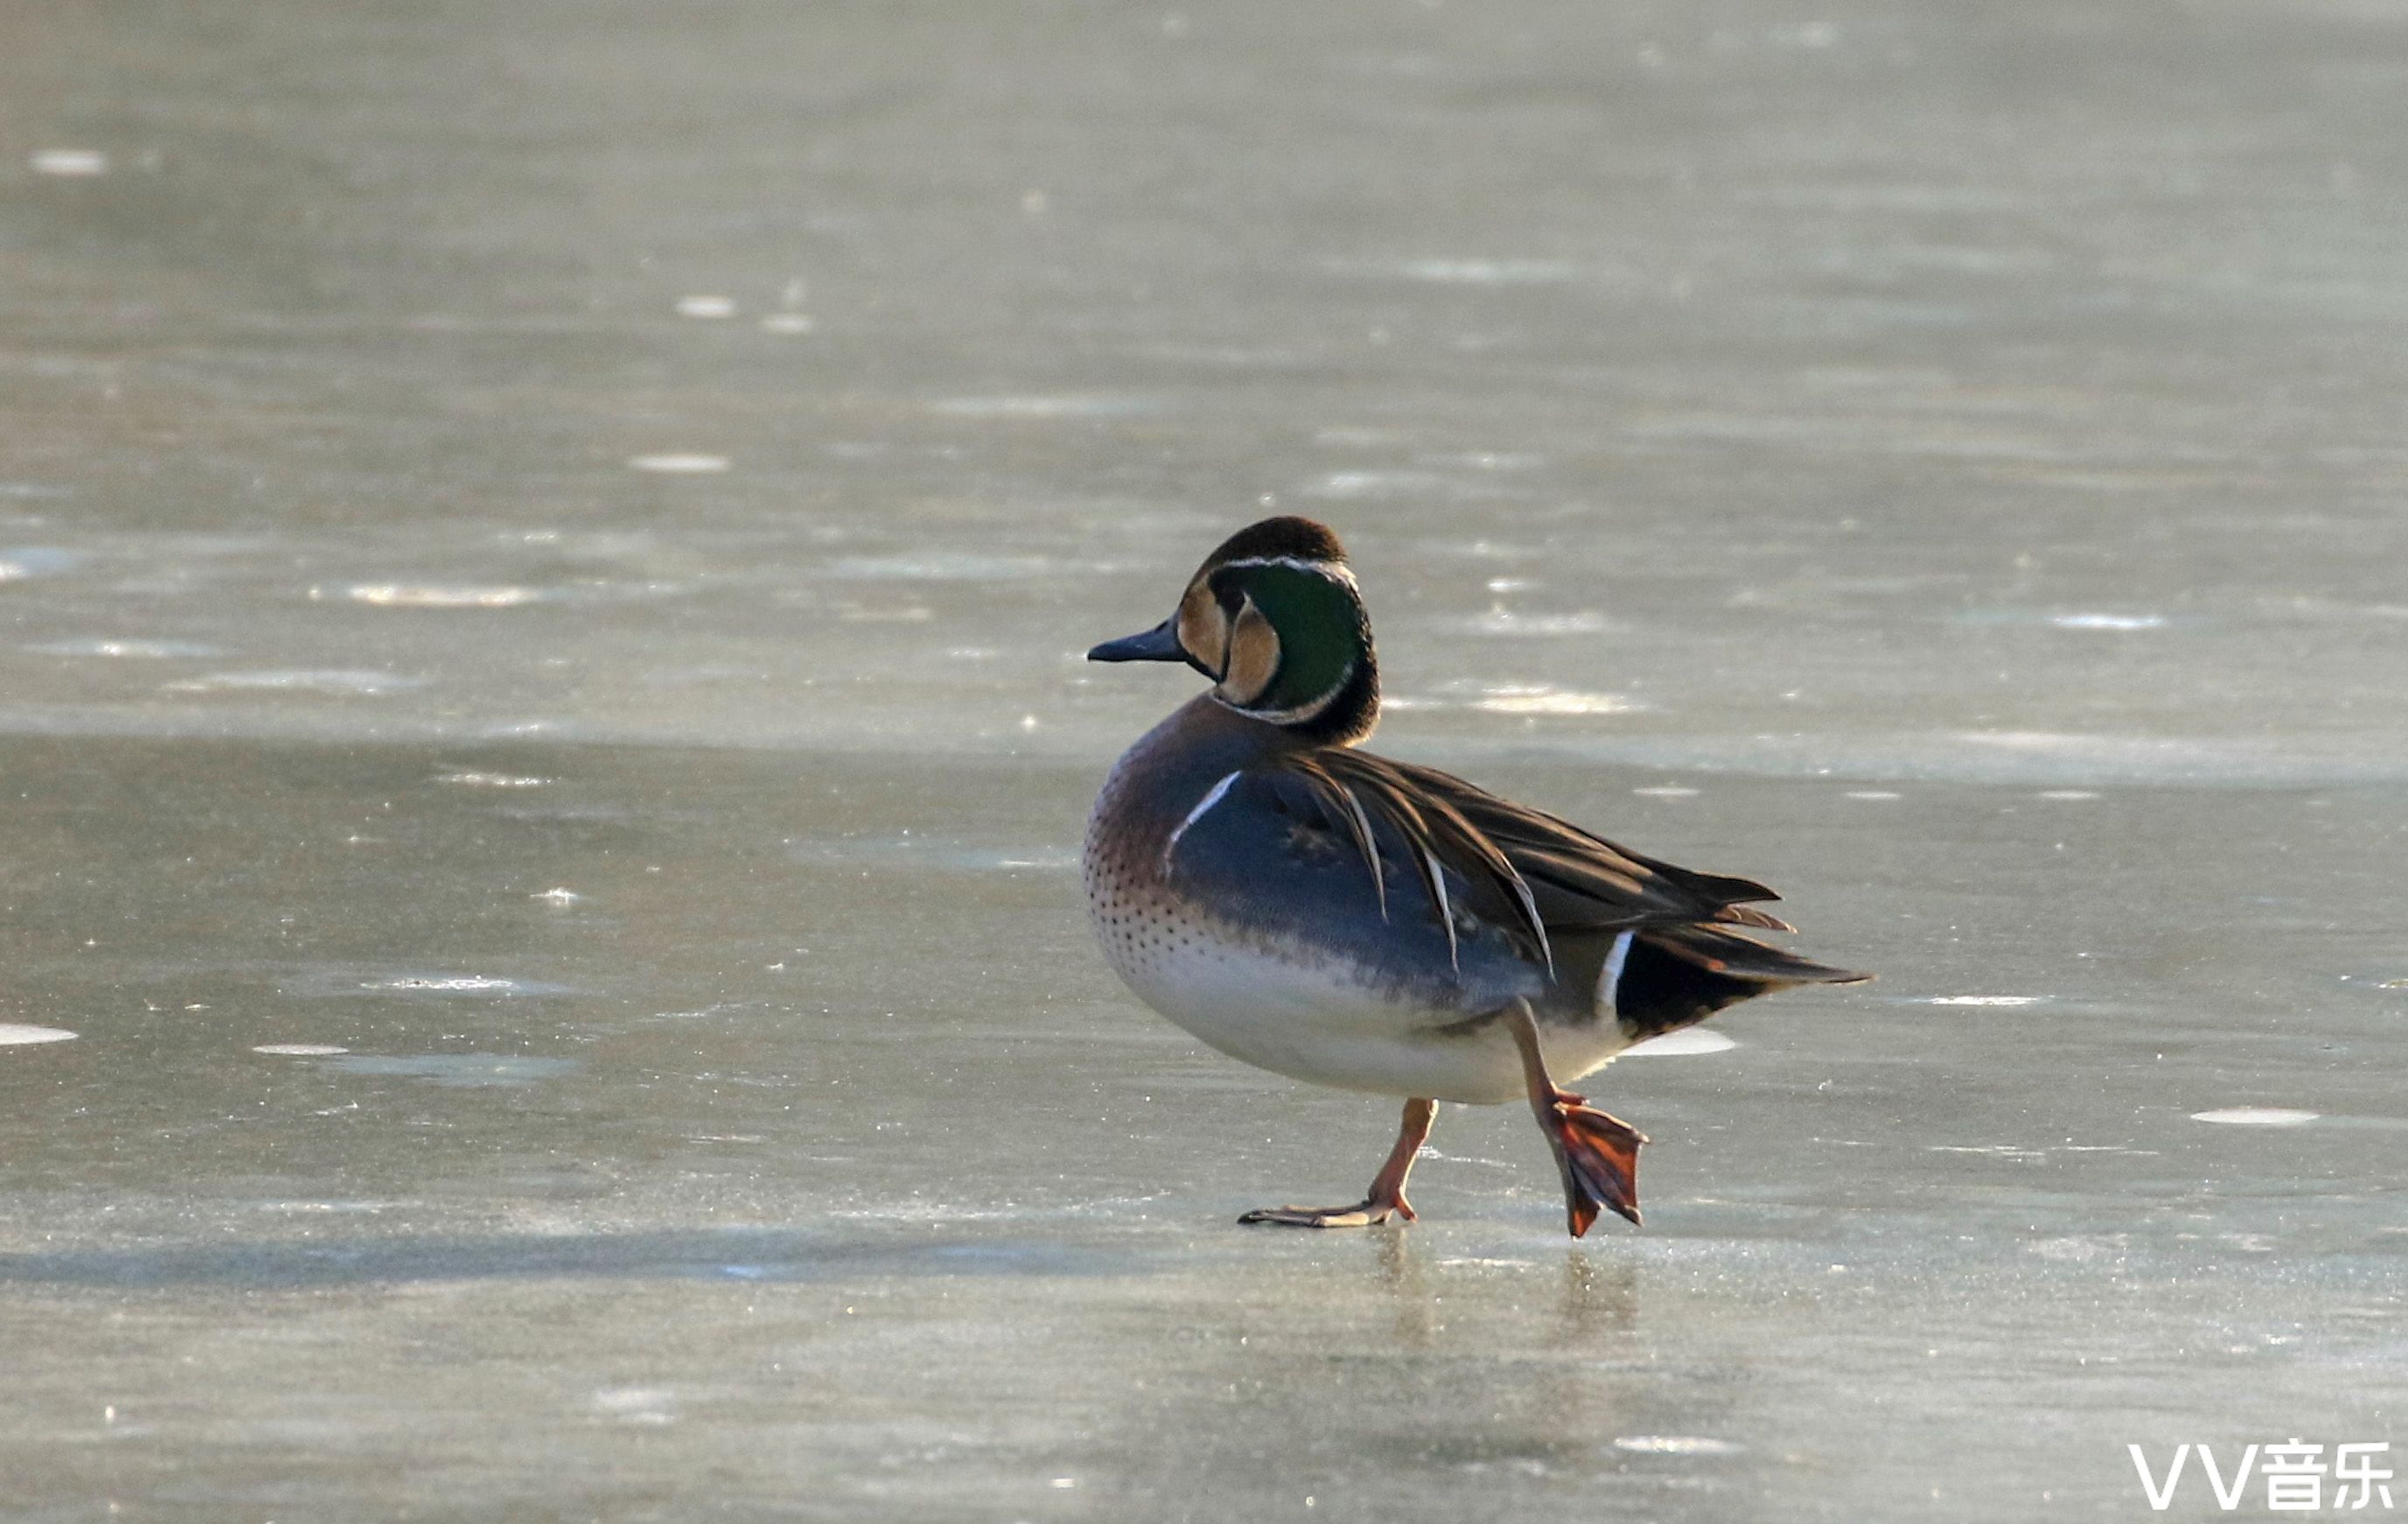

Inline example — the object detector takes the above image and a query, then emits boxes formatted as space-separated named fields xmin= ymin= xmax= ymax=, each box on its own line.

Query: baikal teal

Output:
xmin=1082 ymin=515 xmax=1868 ymax=1237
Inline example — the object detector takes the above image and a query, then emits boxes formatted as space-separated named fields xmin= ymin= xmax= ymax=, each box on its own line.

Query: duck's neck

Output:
xmin=1207 ymin=654 xmax=1378 ymax=747
xmin=1281 ymin=653 xmax=1379 ymax=746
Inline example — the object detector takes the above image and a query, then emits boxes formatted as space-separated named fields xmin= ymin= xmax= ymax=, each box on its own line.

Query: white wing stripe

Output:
xmin=1425 ymin=847 xmax=1459 ymax=969
xmin=1162 ymin=771 xmax=1243 ymax=872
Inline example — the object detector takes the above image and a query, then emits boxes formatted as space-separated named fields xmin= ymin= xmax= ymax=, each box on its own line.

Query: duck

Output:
xmin=1082 ymin=515 xmax=1867 ymax=1237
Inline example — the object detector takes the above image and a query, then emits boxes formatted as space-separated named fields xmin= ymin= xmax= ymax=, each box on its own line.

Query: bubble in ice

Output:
xmin=830 ymin=553 xmax=1055 ymax=582
xmin=628 ymin=453 xmax=729 ymax=473
xmin=435 ymin=771 xmax=552 ymax=788
xmin=253 ymin=1044 xmax=349 ymax=1056
xmin=346 ymin=584 xmax=544 ymax=609
xmin=758 ymin=313 xmax=816 ymax=334
xmin=2038 ymin=790 xmax=2100 ymax=800
xmin=31 ymin=149 xmax=109 ymax=177
xmin=325 ymin=1052 xmax=578 ymax=1087
xmin=166 ymin=669 xmax=421 ymax=695
xmin=1462 ymin=608 xmax=1609 ymax=637
xmin=531 ymin=887 xmax=582 ymax=905
xmin=1313 ymin=426 xmax=1401 ymax=448
xmin=591 ymin=1387 xmax=678 ymax=1419
xmin=30 ymin=638 xmax=220 ymax=658
xmin=2025 ymin=1236 xmax=2111 ymax=1262
xmin=1613 ymin=1436 xmax=1742 ymax=1457
xmin=1623 ymin=1029 xmax=1737 ymax=1057
xmin=1472 ymin=686 xmax=1638 ymax=716
xmin=275 ymin=968 xmax=572 ymax=1000
xmin=1632 ymin=785 xmax=1700 ymax=799
xmin=1923 ymin=996 xmax=2045 ymax=1006
xmin=674 ymin=295 xmax=736 ymax=318
xmin=1427 ymin=451 xmax=1546 ymax=472
xmin=2051 ymin=613 xmax=2165 ymax=632
xmin=1337 ymin=256 xmax=1579 ymax=284
xmin=2191 ymin=1108 xmax=2319 ymax=1127
xmin=0 ymin=547 xmax=83 ymax=579
xmin=1410 ymin=258 xmax=1580 ymax=283
xmin=928 ymin=395 xmax=1155 ymax=419
xmin=963 ymin=848 xmax=1079 ymax=870
xmin=1304 ymin=470 xmax=1443 ymax=500
xmin=1846 ymin=790 xmax=1902 ymax=800
xmin=0 ymin=1024 xmax=78 ymax=1045
xmin=786 ymin=837 xmax=1078 ymax=872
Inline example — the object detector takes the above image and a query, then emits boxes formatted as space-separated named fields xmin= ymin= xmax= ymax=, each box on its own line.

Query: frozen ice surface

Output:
xmin=2 ymin=738 xmax=2399 ymax=1521
xmin=2 ymin=1 xmax=2405 ymax=1521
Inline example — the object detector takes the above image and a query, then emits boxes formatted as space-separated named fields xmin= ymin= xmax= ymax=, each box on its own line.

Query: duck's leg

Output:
xmin=1239 ymin=1097 xmax=1437 ymax=1228
xmin=1504 ymin=1000 xmax=1647 ymax=1236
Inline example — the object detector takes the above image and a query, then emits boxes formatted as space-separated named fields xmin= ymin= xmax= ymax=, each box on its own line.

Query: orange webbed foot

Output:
xmin=1538 ymin=1089 xmax=1645 ymax=1237
xmin=1236 ymin=1097 xmax=1436 ymax=1233
xmin=1237 ymin=1193 xmax=1416 ymax=1230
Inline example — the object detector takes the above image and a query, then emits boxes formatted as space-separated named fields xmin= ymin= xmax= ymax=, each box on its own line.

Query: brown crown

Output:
xmin=1200 ymin=515 xmax=1348 ymax=571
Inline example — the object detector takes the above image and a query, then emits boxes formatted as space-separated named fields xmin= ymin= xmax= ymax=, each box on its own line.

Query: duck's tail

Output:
xmin=1558 ymin=923 xmax=1869 ymax=1045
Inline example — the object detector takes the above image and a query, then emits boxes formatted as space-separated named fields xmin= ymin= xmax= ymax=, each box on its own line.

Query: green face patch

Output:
xmin=1212 ymin=562 xmax=1366 ymax=715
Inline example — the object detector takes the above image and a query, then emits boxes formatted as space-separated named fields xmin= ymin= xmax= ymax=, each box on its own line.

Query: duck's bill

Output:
xmin=1086 ymin=620 xmax=1184 ymax=662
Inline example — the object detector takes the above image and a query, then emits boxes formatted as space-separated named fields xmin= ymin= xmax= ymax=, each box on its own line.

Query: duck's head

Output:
xmin=1089 ymin=514 xmax=1378 ymax=744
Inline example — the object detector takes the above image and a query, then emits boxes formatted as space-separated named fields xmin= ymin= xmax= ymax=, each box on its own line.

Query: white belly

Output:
xmin=1097 ymin=913 xmax=1628 ymax=1105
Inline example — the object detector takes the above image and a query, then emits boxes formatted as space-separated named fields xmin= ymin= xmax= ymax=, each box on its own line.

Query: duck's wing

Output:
xmin=1267 ymin=746 xmax=1812 ymax=975
xmin=1151 ymin=758 xmax=1549 ymax=1009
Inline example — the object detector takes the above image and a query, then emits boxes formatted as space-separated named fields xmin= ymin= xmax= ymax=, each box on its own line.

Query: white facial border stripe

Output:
xmin=1211 ymin=555 xmax=1358 ymax=591
xmin=1214 ymin=656 xmax=1357 ymax=727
